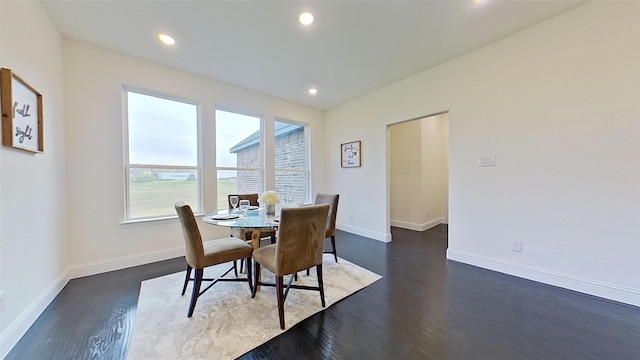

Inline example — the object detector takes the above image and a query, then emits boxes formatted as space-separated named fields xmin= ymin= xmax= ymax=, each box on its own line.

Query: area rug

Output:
xmin=126 ymin=255 xmax=382 ymax=359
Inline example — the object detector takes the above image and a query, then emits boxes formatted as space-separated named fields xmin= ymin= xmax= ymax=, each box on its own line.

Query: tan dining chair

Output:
xmin=228 ymin=194 xmax=277 ymax=273
xmin=228 ymin=194 xmax=277 ymax=245
xmin=315 ymin=193 xmax=340 ymax=262
xmin=251 ymin=204 xmax=330 ymax=329
xmin=175 ymin=201 xmax=254 ymax=317
xmin=301 ymin=193 xmax=340 ymax=278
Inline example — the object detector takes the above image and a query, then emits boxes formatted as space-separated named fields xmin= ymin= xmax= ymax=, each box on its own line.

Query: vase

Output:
xmin=266 ymin=203 xmax=276 ymax=215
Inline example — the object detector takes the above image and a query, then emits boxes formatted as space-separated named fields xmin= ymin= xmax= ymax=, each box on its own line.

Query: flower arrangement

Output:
xmin=259 ymin=190 xmax=281 ymax=205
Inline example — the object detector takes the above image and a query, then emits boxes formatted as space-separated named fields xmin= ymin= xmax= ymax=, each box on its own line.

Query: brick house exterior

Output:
xmin=230 ymin=123 xmax=307 ymax=203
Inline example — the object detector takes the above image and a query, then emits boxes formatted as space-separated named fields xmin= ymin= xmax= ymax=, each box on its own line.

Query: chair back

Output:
xmin=275 ymin=204 xmax=330 ymax=276
xmin=315 ymin=193 xmax=339 ymax=237
xmin=228 ymin=193 xmax=259 ymax=209
xmin=175 ymin=202 xmax=205 ymax=268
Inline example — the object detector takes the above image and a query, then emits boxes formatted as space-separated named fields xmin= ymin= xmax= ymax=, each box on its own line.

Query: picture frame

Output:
xmin=1 ymin=68 xmax=44 ymax=153
xmin=341 ymin=140 xmax=361 ymax=168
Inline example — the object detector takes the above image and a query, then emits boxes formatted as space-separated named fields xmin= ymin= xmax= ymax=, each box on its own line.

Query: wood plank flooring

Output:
xmin=6 ymin=225 xmax=640 ymax=359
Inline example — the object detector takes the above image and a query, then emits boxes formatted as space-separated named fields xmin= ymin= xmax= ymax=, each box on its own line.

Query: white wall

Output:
xmin=422 ymin=114 xmax=448 ymax=225
xmin=326 ymin=2 xmax=640 ymax=306
xmin=63 ymin=40 xmax=326 ymax=276
xmin=0 ymin=1 xmax=68 ymax=356
xmin=389 ymin=113 xmax=448 ymax=231
xmin=390 ymin=120 xmax=423 ymax=227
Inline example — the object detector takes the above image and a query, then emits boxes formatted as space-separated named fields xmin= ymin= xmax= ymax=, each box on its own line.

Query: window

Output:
xmin=275 ymin=119 xmax=309 ymax=205
xmin=124 ymin=90 xmax=199 ymax=220
xmin=215 ymin=109 xmax=262 ymax=210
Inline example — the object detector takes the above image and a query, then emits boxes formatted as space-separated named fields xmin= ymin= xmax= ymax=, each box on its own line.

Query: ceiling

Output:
xmin=42 ymin=1 xmax=586 ymax=110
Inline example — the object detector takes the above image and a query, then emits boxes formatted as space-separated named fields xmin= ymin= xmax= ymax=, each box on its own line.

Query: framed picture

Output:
xmin=1 ymin=68 xmax=44 ymax=153
xmin=341 ymin=140 xmax=361 ymax=168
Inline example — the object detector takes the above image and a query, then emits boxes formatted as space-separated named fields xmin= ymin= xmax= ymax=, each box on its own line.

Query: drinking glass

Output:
xmin=230 ymin=196 xmax=239 ymax=212
xmin=239 ymin=199 xmax=250 ymax=221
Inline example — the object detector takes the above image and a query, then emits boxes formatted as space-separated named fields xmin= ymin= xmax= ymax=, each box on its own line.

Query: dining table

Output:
xmin=202 ymin=207 xmax=279 ymax=249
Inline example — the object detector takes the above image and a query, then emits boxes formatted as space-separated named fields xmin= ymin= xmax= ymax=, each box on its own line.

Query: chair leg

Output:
xmin=317 ymin=264 xmax=326 ymax=307
xmin=187 ymin=268 xmax=203 ymax=317
xmin=239 ymin=259 xmax=245 ymax=274
xmin=252 ymin=262 xmax=260 ymax=298
xmin=246 ymin=256 xmax=253 ymax=293
xmin=233 ymin=261 xmax=239 ymax=277
xmin=330 ymin=235 xmax=338 ymax=262
xmin=270 ymin=234 xmax=276 ymax=244
xmin=181 ymin=265 xmax=192 ymax=295
xmin=276 ymin=275 xmax=285 ymax=330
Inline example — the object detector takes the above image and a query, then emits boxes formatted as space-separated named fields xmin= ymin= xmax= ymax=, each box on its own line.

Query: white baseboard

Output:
xmin=0 ymin=270 xmax=69 ymax=359
xmin=447 ymin=249 xmax=640 ymax=308
xmin=1 ymin=246 xmax=187 ymax=358
xmin=67 ymin=246 xmax=185 ymax=279
xmin=336 ymin=223 xmax=391 ymax=242
xmin=390 ymin=217 xmax=444 ymax=231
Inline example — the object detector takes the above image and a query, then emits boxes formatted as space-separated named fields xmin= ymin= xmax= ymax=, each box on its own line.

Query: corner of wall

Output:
xmin=0 ymin=270 xmax=69 ymax=359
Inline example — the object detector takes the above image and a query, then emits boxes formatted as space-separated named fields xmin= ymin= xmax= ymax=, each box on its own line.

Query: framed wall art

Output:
xmin=1 ymin=68 xmax=44 ymax=153
xmin=341 ymin=140 xmax=361 ymax=168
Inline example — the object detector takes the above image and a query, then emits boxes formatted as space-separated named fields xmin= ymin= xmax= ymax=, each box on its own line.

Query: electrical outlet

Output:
xmin=0 ymin=291 xmax=5 ymax=311
xmin=511 ymin=240 xmax=523 ymax=252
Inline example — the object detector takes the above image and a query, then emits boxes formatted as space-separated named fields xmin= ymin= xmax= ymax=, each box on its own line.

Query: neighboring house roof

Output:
xmin=230 ymin=122 xmax=303 ymax=153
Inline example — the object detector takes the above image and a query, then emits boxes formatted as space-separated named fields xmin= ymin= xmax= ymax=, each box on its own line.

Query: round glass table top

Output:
xmin=202 ymin=208 xmax=278 ymax=229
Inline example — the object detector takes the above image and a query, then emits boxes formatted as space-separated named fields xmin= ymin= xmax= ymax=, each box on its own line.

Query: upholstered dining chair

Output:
xmin=252 ymin=204 xmax=330 ymax=329
xmin=302 ymin=193 xmax=340 ymax=277
xmin=228 ymin=194 xmax=277 ymax=273
xmin=227 ymin=194 xmax=277 ymax=246
xmin=315 ymin=193 xmax=340 ymax=262
xmin=175 ymin=201 xmax=254 ymax=317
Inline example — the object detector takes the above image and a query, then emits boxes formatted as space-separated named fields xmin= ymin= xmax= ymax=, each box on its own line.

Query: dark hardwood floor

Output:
xmin=6 ymin=225 xmax=640 ymax=359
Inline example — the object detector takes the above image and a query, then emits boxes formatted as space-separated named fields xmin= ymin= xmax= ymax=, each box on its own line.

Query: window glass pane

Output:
xmin=275 ymin=170 xmax=308 ymax=205
xmin=128 ymin=92 xmax=197 ymax=166
xmin=216 ymin=170 xmax=261 ymax=210
xmin=274 ymin=120 xmax=308 ymax=203
xmin=215 ymin=110 xmax=261 ymax=167
xmin=128 ymin=167 xmax=198 ymax=218
xmin=125 ymin=90 xmax=199 ymax=220
xmin=275 ymin=121 xmax=306 ymax=170
xmin=216 ymin=109 xmax=262 ymax=208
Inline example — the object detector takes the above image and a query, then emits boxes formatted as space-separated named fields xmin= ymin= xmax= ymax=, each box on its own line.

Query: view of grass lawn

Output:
xmin=216 ymin=178 xmax=238 ymax=210
xmin=129 ymin=178 xmax=239 ymax=218
xmin=129 ymin=180 xmax=198 ymax=218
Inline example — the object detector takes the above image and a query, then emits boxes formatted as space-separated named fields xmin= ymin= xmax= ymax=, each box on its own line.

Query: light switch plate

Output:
xmin=478 ymin=156 xmax=496 ymax=166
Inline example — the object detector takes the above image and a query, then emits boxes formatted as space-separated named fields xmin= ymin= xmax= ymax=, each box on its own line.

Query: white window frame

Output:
xmin=122 ymin=86 xmax=202 ymax=222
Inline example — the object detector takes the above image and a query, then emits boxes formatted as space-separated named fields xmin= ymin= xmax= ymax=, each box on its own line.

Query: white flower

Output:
xmin=259 ymin=190 xmax=281 ymax=205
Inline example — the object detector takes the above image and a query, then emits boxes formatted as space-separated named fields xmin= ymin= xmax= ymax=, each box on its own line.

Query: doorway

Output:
xmin=388 ymin=112 xmax=449 ymax=231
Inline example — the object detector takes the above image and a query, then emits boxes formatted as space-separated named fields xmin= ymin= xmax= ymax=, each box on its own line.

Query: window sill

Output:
xmin=120 ymin=212 xmax=206 ymax=226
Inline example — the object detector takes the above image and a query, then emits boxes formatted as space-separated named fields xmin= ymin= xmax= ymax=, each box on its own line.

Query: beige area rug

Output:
xmin=127 ymin=255 xmax=382 ymax=359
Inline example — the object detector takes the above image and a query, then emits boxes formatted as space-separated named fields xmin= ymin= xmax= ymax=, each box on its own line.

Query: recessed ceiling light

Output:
xmin=299 ymin=12 xmax=314 ymax=25
xmin=158 ymin=33 xmax=175 ymax=45
xmin=308 ymin=88 xmax=318 ymax=95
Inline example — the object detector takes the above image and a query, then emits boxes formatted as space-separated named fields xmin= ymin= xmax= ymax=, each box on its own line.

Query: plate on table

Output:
xmin=248 ymin=206 xmax=260 ymax=210
xmin=211 ymin=214 xmax=240 ymax=220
